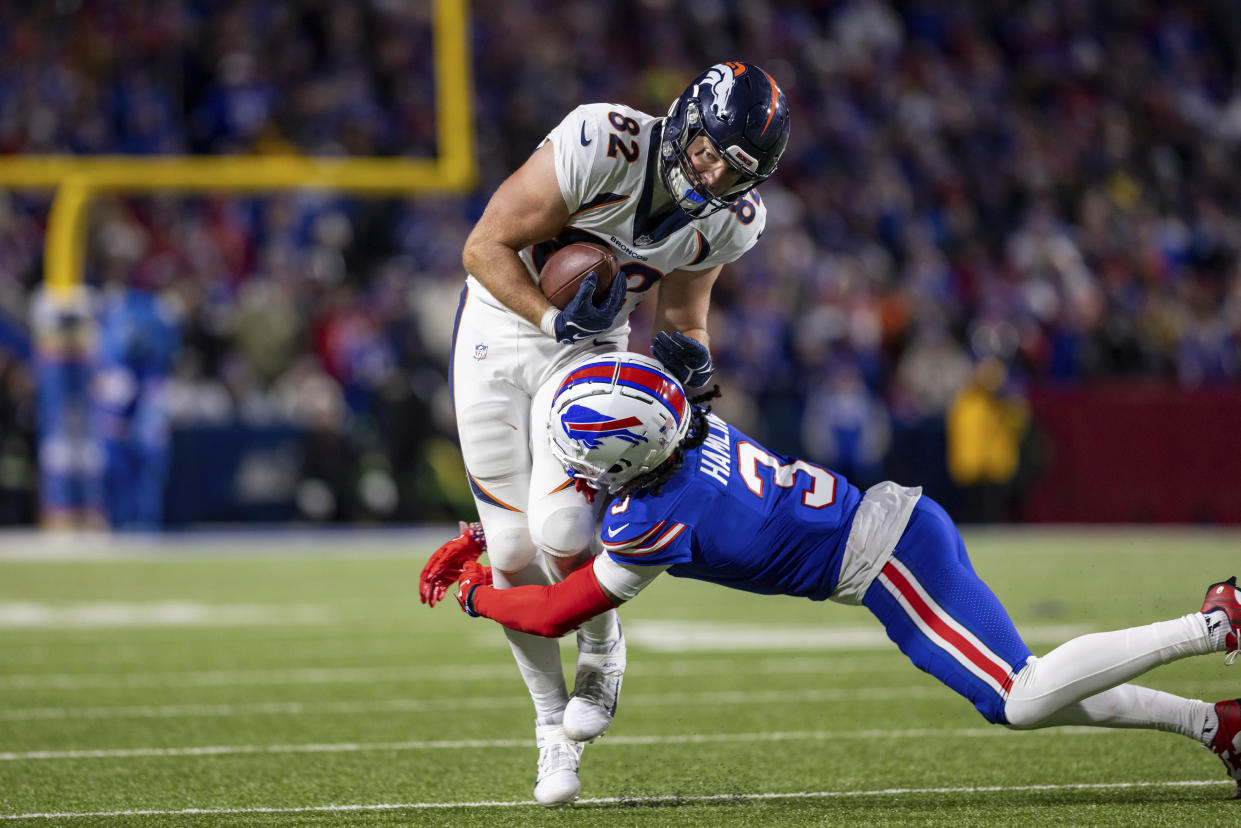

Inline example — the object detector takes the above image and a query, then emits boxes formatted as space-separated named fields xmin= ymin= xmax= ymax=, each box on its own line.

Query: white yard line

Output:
xmin=0 ymin=664 xmax=521 ymax=689
xmin=0 ymin=779 xmax=1225 ymax=820
xmin=0 ymin=725 xmax=1118 ymax=762
xmin=0 ymin=528 xmax=452 ymax=560
xmin=0 ymin=601 xmax=332 ymax=628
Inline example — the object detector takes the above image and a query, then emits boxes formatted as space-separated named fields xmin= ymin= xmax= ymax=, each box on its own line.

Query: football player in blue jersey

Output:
xmin=452 ymin=351 xmax=1241 ymax=800
xmin=423 ymin=63 xmax=791 ymax=806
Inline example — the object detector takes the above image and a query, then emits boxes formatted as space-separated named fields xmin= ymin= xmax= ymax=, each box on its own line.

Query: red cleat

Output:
xmin=1209 ymin=700 xmax=1241 ymax=799
xmin=1201 ymin=576 xmax=1241 ymax=665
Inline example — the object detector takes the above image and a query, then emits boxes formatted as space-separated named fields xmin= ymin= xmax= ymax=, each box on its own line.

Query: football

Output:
xmin=538 ymin=242 xmax=620 ymax=310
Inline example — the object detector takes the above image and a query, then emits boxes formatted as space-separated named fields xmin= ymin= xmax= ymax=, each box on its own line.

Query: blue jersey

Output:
xmin=600 ymin=413 xmax=864 ymax=600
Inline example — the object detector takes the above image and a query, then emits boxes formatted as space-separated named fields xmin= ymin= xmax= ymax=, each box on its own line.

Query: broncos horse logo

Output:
xmin=561 ymin=404 xmax=649 ymax=449
xmin=694 ymin=61 xmax=747 ymax=122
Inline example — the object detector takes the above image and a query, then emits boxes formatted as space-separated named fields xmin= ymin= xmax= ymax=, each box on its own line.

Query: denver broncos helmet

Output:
xmin=660 ymin=61 xmax=791 ymax=216
xmin=548 ymin=353 xmax=691 ymax=492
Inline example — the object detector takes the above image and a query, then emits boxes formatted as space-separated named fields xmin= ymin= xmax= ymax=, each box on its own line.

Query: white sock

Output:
xmin=576 ymin=608 xmax=621 ymax=652
xmin=1005 ymin=613 xmax=1213 ymax=728
xmin=493 ymin=564 xmax=568 ymax=723
xmin=1202 ymin=703 xmax=1221 ymax=747
xmin=1020 ymin=684 xmax=1211 ymax=741
xmin=1204 ymin=609 xmax=1232 ymax=650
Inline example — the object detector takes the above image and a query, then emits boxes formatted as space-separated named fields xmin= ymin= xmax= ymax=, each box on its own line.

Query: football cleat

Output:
xmin=563 ymin=626 xmax=626 ymax=742
xmin=1201 ymin=576 xmax=1241 ymax=665
xmin=1207 ymin=699 xmax=1241 ymax=799
xmin=533 ymin=723 xmax=583 ymax=807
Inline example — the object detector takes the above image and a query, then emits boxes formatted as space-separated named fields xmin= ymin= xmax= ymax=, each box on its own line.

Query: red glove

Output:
xmin=456 ymin=560 xmax=494 ymax=617
xmin=574 ymin=477 xmax=598 ymax=503
xmin=419 ymin=520 xmax=486 ymax=607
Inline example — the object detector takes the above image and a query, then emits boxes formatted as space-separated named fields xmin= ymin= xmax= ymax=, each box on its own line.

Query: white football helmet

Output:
xmin=548 ymin=353 xmax=691 ymax=492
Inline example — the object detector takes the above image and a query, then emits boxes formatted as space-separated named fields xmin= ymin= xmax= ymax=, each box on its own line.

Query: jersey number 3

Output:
xmin=737 ymin=441 xmax=837 ymax=509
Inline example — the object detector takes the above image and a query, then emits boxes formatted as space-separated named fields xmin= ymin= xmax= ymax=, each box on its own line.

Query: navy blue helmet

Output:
xmin=659 ymin=61 xmax=791 ymax=217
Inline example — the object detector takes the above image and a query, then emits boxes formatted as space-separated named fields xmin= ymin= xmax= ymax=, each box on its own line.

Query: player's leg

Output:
xmin=862 ymin=496 xmax=1033 ymax=724
xmin=528 ymin=375 xmax=625 ymax=743
xmin=1003 ymin=620 xmax=1214 ymax=732
xmin=476 ymin=504 xmax=569 ymax=721
xmin=1006 ymin=573 xmax=1238 ymax=732
xmin=864 ymin=496 xmax=1241 ymax=795
xmin=1004 ymin=577 xmax=1241 ymax=795
xmin=863 ymin=497 xmax=1219 ymax=729
xmin=479 ymin=504 xmax=584 ymax=807
xmin=529 ymin=480 xmax=626 ymax=742
xmin=452 ymin=295 xmax=577 ymax=806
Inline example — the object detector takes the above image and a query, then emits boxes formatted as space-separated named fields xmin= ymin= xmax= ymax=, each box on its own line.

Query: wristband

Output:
xmin=539 ymin=307 xmax=560 ymax=339
xmin=464 ymin=584 xmax=482 ymax=617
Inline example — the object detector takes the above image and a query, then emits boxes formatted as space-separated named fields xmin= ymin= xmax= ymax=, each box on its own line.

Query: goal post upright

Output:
xmin=10 ymin=0 xmax=476 ymax=527
xmin=0 ymin=0 xmax=475 ymax=297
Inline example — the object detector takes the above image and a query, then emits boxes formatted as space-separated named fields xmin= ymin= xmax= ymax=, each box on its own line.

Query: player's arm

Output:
xmin=653 ymin=264 xmax=719 ymax=344
xmin=457 ymin=554 xmax=665 ymax=638
xmin=462 ymin=142 xmax=568 ymax=329
xmin=650 ymin=264 xmax=721 ymax=387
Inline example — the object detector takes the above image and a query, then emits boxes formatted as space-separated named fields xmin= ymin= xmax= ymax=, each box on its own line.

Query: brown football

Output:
xmin=538 ymin=242 xmax=620 ymax=310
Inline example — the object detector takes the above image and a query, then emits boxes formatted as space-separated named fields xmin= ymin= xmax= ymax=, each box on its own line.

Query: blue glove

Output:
xmin=651 ymin=330 xmax=714 ymax=387
xmin=552 ymin=272 xmax=628 ymax=344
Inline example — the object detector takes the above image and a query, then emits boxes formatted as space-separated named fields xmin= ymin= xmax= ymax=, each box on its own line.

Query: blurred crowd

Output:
xmin=2 ymin=0 xmax=1241 ymax=526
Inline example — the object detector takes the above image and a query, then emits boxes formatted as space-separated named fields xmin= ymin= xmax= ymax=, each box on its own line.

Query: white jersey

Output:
xmin=465 ymin=103 xmax=768 ymax=338
xmin=453 ymin=103 xmax=768 ymax=533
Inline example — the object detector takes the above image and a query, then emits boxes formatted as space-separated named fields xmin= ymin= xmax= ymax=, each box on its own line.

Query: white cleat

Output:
xmin=563 ymin=627 xmax=626 ymax=742
xmin=533 ymin=723 xmax=583 ymax=807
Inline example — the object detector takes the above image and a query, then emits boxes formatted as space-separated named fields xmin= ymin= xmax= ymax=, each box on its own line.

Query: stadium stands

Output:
xmin=2 ymin=0 xmax=1239 ymax=525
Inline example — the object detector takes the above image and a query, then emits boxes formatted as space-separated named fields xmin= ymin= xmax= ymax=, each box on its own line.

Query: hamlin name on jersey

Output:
xmin=467 ymin=103 xmax=767 ymax=332
xmin=600 ymin=414 xmax=865 ymax=600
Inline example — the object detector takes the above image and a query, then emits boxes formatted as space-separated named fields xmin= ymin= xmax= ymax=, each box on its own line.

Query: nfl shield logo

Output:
xmin=473 ymin=343 xmax=488 ymax=360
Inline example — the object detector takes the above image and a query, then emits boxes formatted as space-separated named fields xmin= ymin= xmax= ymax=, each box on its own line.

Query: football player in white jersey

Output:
xmin=420 ymin=62 xmax=791 ymax=806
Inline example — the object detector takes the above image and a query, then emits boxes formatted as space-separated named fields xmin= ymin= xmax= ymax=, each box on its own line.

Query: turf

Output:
xmin=2 ymin=527 xmax=1240 ymax=826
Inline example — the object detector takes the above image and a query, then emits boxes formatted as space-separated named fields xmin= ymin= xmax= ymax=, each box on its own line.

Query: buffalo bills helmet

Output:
xmin=548 ymin=353 xmax=691 ymax=492
xmin=660 ymin=61 xmax=790 ymax=216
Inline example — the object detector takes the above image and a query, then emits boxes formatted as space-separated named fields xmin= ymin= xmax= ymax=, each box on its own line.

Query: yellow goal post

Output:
xmin=0 ymin=0 xmax=476 ymax=299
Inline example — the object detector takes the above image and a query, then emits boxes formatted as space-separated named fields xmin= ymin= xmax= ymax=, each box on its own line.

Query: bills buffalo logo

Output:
xmin=561 ymin=404 xmax=649 ymax=449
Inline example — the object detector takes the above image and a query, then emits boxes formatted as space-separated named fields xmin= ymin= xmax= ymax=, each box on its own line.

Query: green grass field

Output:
xmin=2 ymin=527 xmax=1240 ymax=826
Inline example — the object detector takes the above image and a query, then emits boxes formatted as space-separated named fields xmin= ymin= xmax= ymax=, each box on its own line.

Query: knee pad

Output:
xmin=486 ymin=524 xmax=538 ymax=573
xmin=529 ymin=502 xmax=595 ymax=558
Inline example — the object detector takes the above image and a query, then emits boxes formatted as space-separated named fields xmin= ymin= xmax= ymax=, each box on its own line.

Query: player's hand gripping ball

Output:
xmin=538 ymin=242 xmax=620 ymax=310
xmin=540 ymin=242 xmax=625 ymax=344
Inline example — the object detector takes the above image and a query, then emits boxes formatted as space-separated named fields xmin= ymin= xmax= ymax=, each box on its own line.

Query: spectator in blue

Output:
xmin=92 ymin=286 xmax=182 ymax=529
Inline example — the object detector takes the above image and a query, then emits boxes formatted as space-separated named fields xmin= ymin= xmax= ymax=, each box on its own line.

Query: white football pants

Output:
xmin=451 ymin=284 xmax=626 ymax=723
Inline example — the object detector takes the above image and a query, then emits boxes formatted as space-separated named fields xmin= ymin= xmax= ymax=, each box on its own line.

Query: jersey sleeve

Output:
xmin=599 ymin=494 xmax=694 ymax=567
xmin=540 ymin=104 xmax=612 ymax=215
xmin=592 ymin=553 xmax=666 ymax=602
